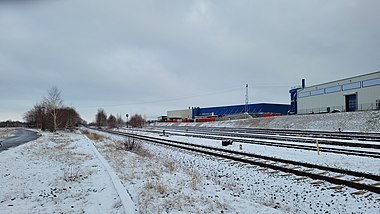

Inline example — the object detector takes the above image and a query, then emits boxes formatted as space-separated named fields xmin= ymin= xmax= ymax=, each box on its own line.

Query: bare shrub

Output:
xmin=116 ymin=137 xmax=152 ymax=157
xmin=63 ymin=165 xmax=81 ymax=182
xmin=123 ymin=137 xmax=141 ymax=151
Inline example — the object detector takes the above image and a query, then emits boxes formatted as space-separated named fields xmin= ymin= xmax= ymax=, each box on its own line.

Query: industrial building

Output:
xmin=290 ymin=71 xmax=380 ymax=114
xmin=166 ymin=103 xmax=291 ymax=120
xmin=167 ymin=109 xmax=192 ymax=120
xmin=164 ymin=71 xmax=380 ymax=122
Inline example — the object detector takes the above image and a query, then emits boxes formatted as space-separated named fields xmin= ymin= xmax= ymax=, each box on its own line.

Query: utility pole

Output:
xmin=126 ymin=114 xmax=129 ymax=128
xmin=245 ymin=84 xmax=249 ymax=113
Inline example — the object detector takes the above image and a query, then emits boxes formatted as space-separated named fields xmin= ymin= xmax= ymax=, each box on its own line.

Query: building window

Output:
xmin=298 ymin=91 xmax=310 ymax=98
xmin=342 ymin=82 xmax=361 ymax=91
xmin=310 ymin=88 xmax=325 ymax=96
xmin=325 ymin=85 xmax=341 ymax=94
xmin=363 ymin=78 xmax=380 ymax=87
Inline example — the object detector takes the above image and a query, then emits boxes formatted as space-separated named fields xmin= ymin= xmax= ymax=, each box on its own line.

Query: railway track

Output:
xmin=162 ymin=126 xmax=380 ymax=142
xmin=148 ymin=127 xmax=380 ymax=158
xmin=100 ymin=129 xmax=380 ymax=195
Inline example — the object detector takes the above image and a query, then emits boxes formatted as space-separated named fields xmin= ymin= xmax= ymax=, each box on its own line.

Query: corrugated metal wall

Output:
xmin=192 ymin=103 xmax=290 ymax=118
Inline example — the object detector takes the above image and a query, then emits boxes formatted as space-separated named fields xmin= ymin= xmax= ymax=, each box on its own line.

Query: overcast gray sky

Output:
xmin=1 ymin=0 xmax=379 ymax=122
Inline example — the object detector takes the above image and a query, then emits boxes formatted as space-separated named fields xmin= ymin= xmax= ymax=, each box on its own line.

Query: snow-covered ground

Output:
xmin=155 ymin=111 xmax=380 ymax=132
xmin=0 ymin=130 xmax=133 ymax=213
xmin=1 ymin=127 xmax=379 ymax=213
xmin=92 ymin=129 xmax=380 ymax=213
xmin=129 ymin=129 xmax=380 ymax=176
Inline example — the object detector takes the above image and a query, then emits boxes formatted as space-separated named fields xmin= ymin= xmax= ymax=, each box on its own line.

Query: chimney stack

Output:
xmin=302 ymin=79 xmax=305 ymax=88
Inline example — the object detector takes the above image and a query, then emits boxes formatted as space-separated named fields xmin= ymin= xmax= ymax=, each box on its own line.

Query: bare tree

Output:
xmin=23 ymin=109 xmax=37 ymax=125
xmin=23 ymin=87 xmax=83 ymax=131
xmin=43 ymin=86 xmax=64 ymax=131
xmin=23 ymin=102 xmax=46 ymax=130
xmin=96 ymin=108 xmax=107 ymax=128
xmin=129 ymin=114 xmax=146 ymax=128
xmin=116 ymin=114 xmax=124 ymax=128
xmin=107 ymin=114 xmax=117 ymax=128
xmin=58 ymin=107 xmax=82 ymax=129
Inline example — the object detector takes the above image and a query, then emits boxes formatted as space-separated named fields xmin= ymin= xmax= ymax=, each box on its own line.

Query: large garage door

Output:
xmin=345 ymin=94 xmax=357 ymax=112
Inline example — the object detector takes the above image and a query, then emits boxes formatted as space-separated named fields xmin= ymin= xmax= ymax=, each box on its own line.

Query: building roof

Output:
xmin=301 ymin=71 xmax=380 ymax=90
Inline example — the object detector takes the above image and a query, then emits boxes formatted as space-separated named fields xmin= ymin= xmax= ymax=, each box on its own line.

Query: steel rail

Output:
xmin=161 ymin=126 xmax=380 ymax=142
xmin=158 ymin=127 xmax=380 ymax=149
xmin=141 ymin=129 xmax=380 ymax=158
xmin=101 ymin=129 xmax=380 ymax=194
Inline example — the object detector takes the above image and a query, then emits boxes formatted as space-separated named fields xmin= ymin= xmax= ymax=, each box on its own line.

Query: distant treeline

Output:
xmin=23 ymin=87 xmax=84 ymax=132
xmin=0 ymin=120 xmax=31 ymax=128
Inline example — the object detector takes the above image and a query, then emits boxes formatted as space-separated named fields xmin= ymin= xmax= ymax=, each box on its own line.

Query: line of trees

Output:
xmin=0 ymin=120 xmax=28 ymax=128
xmin=23 ymin=87 xmax=83 ymax=131
xmin=94 ymin=108 xmax=125 ymax=128
xmin=94 ymin=109 xmax=146 ymax=128
xmin=128 ymin=114 xmax=146 ymax=128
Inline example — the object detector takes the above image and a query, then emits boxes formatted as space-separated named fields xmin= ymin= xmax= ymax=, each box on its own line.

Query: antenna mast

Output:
xmin=245 ymin=84 xmax=249 ymax=113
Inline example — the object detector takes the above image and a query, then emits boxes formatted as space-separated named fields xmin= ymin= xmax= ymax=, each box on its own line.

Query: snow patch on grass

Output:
xmin=0 ymin=132 xmax=124 ymax=214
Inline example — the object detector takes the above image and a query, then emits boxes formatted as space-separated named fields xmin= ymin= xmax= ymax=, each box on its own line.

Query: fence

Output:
xmin=297 ymin=102 xmax=380 ymax=115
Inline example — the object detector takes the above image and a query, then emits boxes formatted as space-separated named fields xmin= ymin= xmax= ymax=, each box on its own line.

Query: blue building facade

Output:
xmin=191 ymin=103 xmax=291 ymax=118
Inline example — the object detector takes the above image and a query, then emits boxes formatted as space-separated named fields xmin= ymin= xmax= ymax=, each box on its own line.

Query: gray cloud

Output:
xmin=1 ymin=0 xmax=379 ymax=122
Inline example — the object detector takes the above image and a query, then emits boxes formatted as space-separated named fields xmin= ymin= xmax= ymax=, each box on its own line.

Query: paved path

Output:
xmin=0 ymin=129 xmax=41 ymax=152
xmin=84 ymin=135 xmax=137 ymax=214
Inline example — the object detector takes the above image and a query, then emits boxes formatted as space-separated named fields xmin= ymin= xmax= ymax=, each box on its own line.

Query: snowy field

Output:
xmin=1 ymin=125 xmax=379 ymax=213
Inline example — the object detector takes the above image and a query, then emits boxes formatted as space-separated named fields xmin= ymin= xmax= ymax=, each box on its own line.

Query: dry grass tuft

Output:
xmin=163 ymin=160 xmax=176 ymax=173
xmin=186 ymin=169 xmax=203 ymax=190
xmin=144 ymin=180 xmax=167 ymax=195
xmin=53 ymin=140 xmax=71 ymax=150
xmin=63 ymin=165 xmax=81 ymax=182
xmin=0 ymin=128 xmax=13 ymax=137
xmin=82 ymin=130 xmax=105 ymax=141
xmin=112 ymin=201 xmax=123 ymax=209
xmin=81 ymin=129 xmax=90 ymax=135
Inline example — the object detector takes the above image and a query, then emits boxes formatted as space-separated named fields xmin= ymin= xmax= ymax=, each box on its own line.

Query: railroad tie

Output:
xmin=351 ymin=190 xmax=367 ymax=195
xmin=328 ymin=185 xmax=344 ymax=191
xmin=350 ymin=177 xmax=365 ymax=182
xmin=332 ymin=174 xmax=346 ymax=179
xmin=278 ymin=172 xmax=292 ymax=177
xmin=294 ymin=176 xmax=307 ymax=181
xmin=310 ymin=180 xmax=324 ymax=186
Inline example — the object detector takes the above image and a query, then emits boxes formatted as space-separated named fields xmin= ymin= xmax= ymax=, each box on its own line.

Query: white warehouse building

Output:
xmin=292 ymin=71 xmax=380 ymax=114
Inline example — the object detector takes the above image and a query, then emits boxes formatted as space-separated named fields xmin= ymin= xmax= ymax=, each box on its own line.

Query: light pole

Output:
xmin=126 ymin=114 xmax=129 ymax=128
xmin=41 ymin=106 xmax=45 ymax=131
